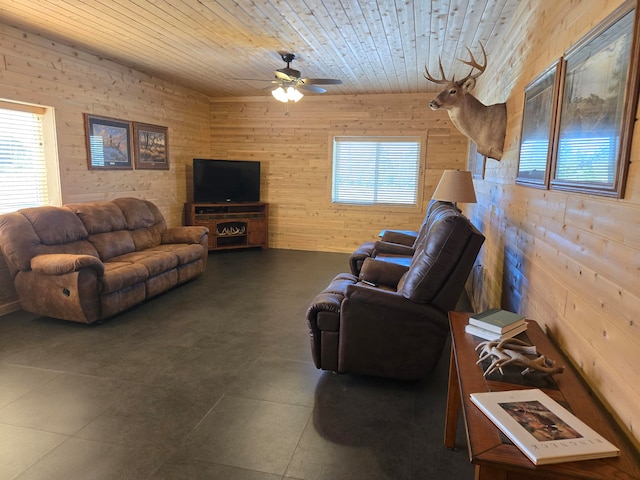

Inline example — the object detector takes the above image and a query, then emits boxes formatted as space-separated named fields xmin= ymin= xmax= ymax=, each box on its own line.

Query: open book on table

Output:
xmin=470 ymin=389 xmax=619 ymax=465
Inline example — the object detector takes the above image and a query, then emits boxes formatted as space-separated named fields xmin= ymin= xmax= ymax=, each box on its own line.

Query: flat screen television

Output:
xmin=193 ymin=159 xmax=261 ymax=203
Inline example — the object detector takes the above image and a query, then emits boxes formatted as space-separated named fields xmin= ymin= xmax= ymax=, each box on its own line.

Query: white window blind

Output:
xmin=0 ymin=105 xmax=48 ymax=214
xmin=332 ymin=136 xmax=422 ymax=205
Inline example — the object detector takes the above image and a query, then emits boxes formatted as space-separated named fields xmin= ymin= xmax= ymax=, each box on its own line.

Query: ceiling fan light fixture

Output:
xmin=287 ymin=86 xmax=304 ymax=102
xmin=272 ymin=86 xmax=288 ymax=102
xmin=272 ymin=85 xmax=304 ymax=103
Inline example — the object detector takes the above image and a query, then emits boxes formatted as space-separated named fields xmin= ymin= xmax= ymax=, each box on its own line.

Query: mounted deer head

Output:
xmin=425 ymin=44 xmax=506 ymax=160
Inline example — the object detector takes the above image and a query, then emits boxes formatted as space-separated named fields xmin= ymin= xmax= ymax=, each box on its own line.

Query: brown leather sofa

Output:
xmin=0 ymin=197 xmax=208 ymax=324
xmin=307 ymin=203 xmax=484 ymax=380
xmin=348 ymin=200 xmax=450 ymax=276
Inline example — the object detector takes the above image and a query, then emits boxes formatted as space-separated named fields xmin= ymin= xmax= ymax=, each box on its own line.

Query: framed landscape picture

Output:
xmin=552 ymin=3 xmax=638 ymax=197
xmin=84 ymin=114 xmax=133 ymax=170
xmin=516 ymin=60 xmax=561 ymax=188
xmin=133 ymin=122 xmax=169 ymax=170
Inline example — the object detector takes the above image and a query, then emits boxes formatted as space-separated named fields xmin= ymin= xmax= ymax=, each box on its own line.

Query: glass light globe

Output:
xmin=287 ymin=87 xmax=304 ymax=102
xmin=272 ymin=87 xmax=289 ymax=102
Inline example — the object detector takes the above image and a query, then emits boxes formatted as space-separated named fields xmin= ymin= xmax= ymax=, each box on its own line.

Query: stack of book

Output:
xmin=465 ymin=308 xmax=527 ymax=341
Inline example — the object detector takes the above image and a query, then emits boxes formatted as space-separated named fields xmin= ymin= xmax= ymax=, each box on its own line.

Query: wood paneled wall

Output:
xmin=208 ymin=94 xmax=467 ymax=252
xmin=0 ymin=23 xmax=211 ymax=315
xmin=1 ymin=0 xmax=638 ymax=452
xmin=467 ymin=0 xmax=640 ymax=449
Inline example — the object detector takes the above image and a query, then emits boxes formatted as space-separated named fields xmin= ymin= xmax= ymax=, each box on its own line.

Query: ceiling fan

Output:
xmin=269 ymin=53 xmax=342 ymax=102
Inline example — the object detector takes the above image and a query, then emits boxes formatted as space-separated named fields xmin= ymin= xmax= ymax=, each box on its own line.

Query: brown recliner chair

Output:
xmin=307 ymin=205 xmax=485 ymax=380
xmin=348 ymin=200 xmax=452 ymax=276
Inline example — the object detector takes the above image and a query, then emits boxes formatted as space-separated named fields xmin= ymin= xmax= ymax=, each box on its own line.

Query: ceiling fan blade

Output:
xmin=275 ymin=70 xmax=294 ymax=81
xmin=298 ymin=84 xmax=327 ymax=94
xmin=301 ymin=78 xmax=342 ymax=85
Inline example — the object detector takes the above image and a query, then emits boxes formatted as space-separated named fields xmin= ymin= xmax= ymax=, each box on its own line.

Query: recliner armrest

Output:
xmin=379 ymin=230 xmax=417 ymax=245
xmin=359 ymin=257 xmax=408 ymax=288
xmin=31 ymin=253 xmax=105 ymax=276
xmin=344 ymin=283 xmax=432 ymax=316
xmin=373 ymin=241 xmax=415 ymax=256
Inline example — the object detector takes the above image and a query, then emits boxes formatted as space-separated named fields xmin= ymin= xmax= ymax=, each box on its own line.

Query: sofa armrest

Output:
xmin=31 ymin=254 xmax=104 ymax=276
xmin=359 ymin=258 xmax=408 ymax=288
xmin=162 ymin=226 xmax=209 ymax=244
xmin=379 ymin=230 xmax=417 ymax=245
xmin=373 ymin=241 xmax=415 ymax=256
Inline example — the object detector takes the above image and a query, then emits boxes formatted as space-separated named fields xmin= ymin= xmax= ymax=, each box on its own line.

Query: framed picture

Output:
xmin=551 ymin=2 xmax=639 ymax=197
xmin=516 ymin=60 xmax=561 ymax=188
xmin=84 ymin=114 xmax=133 ymax=170
xmin=133 ymin=122 xmax=169 ymax=170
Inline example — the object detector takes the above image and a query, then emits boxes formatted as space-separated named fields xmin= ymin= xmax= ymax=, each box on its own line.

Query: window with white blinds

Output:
xmin=332 ymin=136 xmax=422 ymax=205
xmin=0 ymin=103 xmax=52 ymax=214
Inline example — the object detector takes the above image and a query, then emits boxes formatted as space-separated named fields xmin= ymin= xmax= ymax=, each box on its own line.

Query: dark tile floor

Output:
xmin=0 ymin=249 xmax=474 ymax=480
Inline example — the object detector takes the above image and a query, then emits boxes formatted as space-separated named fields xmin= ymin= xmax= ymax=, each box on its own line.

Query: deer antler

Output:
xmin=424 ymin=43 xmax=487 ymax=85
xmin=424 ymin=56 xmax=453 ymax=84
xmin=458 ymin=43 xmax=487 ymax=82
xmin=475 ymin=338 xmax=564 ymax=377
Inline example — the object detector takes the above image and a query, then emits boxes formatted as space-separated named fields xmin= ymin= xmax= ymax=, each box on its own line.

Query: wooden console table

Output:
xmin=446 ymin=311 xmax=640 ymax=480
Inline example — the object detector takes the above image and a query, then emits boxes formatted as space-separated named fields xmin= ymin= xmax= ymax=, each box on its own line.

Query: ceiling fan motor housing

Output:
xmin=277 ymin=53 xmax=301 ymax=80
xmin=276 ymin=67 xmax=301 ymax=79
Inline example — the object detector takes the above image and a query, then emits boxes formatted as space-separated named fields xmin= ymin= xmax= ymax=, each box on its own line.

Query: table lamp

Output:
xmin=432 ymin=170 xmax=477 ymax=209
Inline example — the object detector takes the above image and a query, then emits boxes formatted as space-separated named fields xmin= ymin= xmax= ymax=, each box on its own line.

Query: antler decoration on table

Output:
xmin=475 ymin=338 xmax=564 ymax=377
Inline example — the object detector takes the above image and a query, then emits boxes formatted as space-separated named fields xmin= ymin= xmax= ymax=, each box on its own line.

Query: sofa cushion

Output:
xmin=130 ymin=225 xmax=164 ymax=251
xmin=150 ymin=244 xmax=204 ymax=265
xmin=111 ymin=250 xmax=179 ymax=277
xmin=113 ymin=197 xmax=158 ymax=229
xmin=0 ymin=212 xmax=47 ymax=272
xmin=87 ymin=231 xmax=136 ymax=261
xmin=22 ymin=206 xmax=88 ymax=245
xmin=113 ymin=198 xmax=166 ymax=250
xmin=63 ymin=201 xmax=139 ymax=260
xmin=65 ymin=201 xmax=128 ymax=233
xmin=101 ymin=262 xmax=149 ymax=294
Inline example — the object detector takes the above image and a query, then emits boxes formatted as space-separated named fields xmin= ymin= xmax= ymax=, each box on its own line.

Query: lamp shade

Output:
xmin=432 ymin=170 xmax=477 ymax=204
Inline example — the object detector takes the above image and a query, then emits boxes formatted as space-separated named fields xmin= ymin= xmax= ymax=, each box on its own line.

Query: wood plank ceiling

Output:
xmin=0 ymin=0 xmax=518 ymax=97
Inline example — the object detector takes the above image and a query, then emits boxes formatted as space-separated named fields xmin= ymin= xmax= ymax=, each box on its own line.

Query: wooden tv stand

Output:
xmin=184 ymin=202 xmax=268 ymax=251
